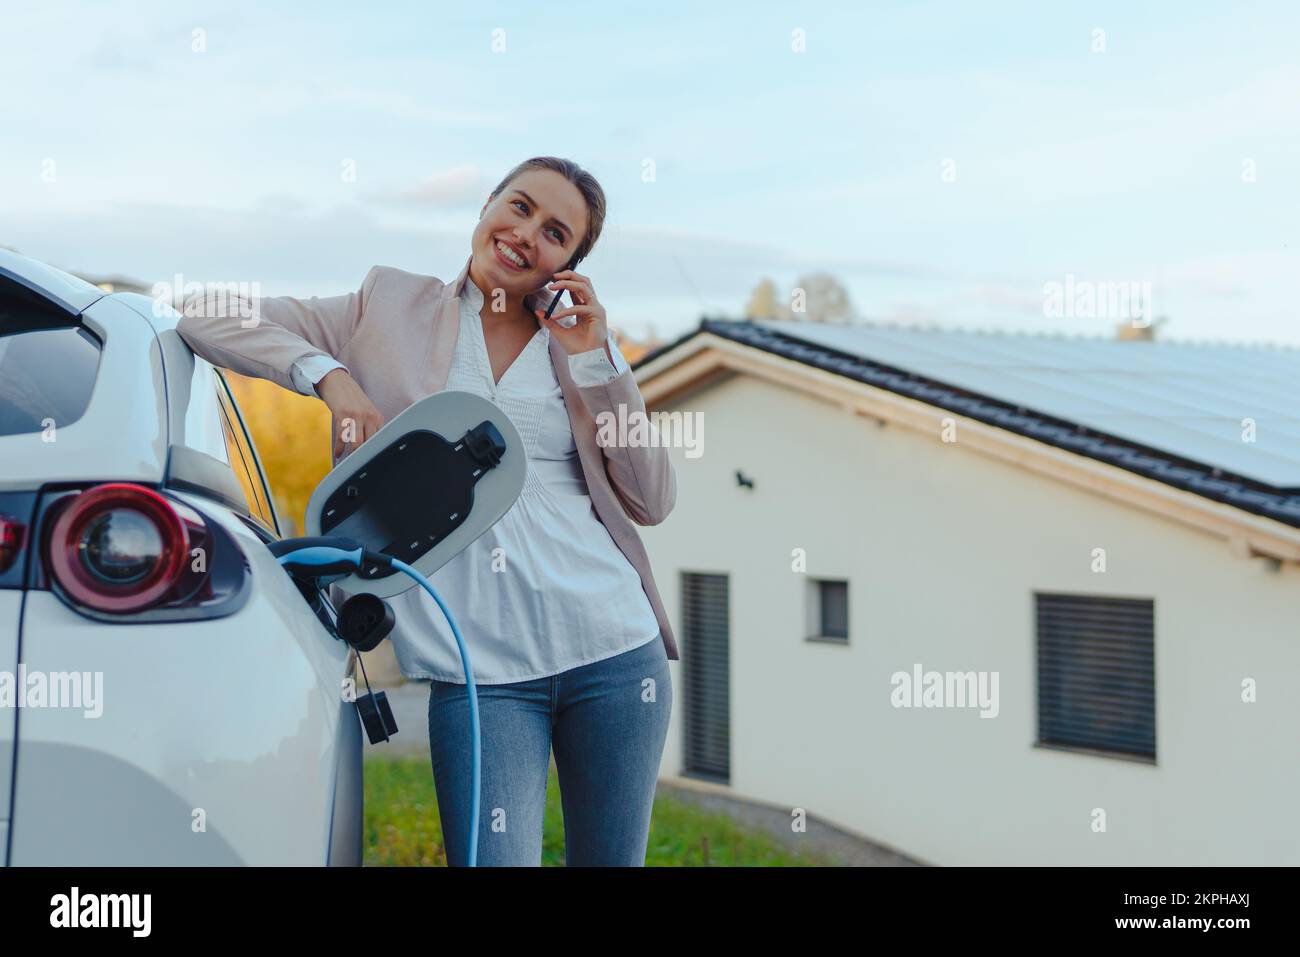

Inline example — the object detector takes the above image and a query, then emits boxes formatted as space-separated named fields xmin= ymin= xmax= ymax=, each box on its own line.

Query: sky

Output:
xmin=2 ymin=0 xmax=1298 ymax=345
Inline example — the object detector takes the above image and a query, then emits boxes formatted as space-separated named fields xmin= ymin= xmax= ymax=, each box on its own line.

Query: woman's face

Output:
xmin=472 ymin=168 xmax=588 ymax=299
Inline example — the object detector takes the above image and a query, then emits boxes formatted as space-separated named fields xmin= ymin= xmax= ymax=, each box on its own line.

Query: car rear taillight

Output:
xmin=46 ymin=483 xmax=191 ymax=613
xmin=0 ymin=515 xmax=25 ymax=573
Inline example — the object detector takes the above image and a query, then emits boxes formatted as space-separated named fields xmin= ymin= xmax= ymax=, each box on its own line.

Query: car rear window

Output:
xmin=0 ymin=323 xmax=102 ymax=437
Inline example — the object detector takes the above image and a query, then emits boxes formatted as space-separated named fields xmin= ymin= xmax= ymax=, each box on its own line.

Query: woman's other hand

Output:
xmin=534 ymin=269 xmax=608 ymax=356
xmin=317 ymin=369 xmax=385 ymax=458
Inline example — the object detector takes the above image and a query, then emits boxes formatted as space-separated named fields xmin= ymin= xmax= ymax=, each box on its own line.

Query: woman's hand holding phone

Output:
xmin=534 ymin=269 xmax=609 ymax=357
xmin=316 ymin=368 xmax=386 ymax=459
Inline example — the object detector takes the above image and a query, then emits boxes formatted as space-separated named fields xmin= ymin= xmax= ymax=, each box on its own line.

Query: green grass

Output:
xmin=363 ymin=756 xmax=834 ymax=867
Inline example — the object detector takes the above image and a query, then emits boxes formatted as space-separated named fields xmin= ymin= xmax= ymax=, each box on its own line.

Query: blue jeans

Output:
xmin=427 ymin=636 xmax=672 ymax=866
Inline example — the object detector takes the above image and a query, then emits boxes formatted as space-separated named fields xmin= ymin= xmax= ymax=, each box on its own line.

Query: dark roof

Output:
xmin=634 ymin=318 xmax=1300 ymax=530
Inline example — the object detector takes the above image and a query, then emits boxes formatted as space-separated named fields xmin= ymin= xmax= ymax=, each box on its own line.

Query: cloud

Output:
xmin=83 ymin=38 xmax=157 ymax=73
xmin=368 ymin=165 xmax=486 ymax=209
xmin=2 ymin=201 xmax=825 ymax=335
xmin=2 ymin=199 xmax=951 ymax=338
xmin=256 ymin=193 xmax=309 ymax=214
xmin=7 ymin=197 xmax=1300 ymax=346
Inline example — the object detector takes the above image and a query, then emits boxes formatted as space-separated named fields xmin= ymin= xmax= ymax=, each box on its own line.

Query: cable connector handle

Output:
xmin=270 ymin=536 xmax=394 ymax=578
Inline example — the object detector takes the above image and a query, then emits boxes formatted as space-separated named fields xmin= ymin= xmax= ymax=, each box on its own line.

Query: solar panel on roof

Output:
xmin=754 ymin=320 xmax=1300 ymax=489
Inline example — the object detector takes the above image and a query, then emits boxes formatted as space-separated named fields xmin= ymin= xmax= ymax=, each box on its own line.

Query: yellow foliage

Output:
xmin=614 ymin=329 xmax=659 ymax=365
xmin=222 ymin=370 xmax=332 ymax=537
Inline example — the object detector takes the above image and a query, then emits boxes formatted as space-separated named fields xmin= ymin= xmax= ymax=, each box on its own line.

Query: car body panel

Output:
xmin=10 ymin=492 xmax=355 ymax=865
xmin=327 ymin=681 xmax=363 ymax=867
xmin=0 ymin=490 xmax=37 ymax=845
xmin=1 ymin=251 xmax=363 ymax=865
xmin=0 ymin=590 xmax=21 ymax=829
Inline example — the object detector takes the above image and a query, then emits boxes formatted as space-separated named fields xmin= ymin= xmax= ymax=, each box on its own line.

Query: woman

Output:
xmin=176 ymin=156 xmax=679 ymax=866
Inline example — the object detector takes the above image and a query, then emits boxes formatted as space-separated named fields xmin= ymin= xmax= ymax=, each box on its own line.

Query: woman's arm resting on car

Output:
xmin=176 ymin=265 xmax=382 ymax=396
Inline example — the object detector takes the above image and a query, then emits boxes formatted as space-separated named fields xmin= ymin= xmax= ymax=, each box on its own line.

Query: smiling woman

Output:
xmin=174 ymin=155 xmax=679 ymax=868
xmin=470 ymin=158 xmax=609 ymax=345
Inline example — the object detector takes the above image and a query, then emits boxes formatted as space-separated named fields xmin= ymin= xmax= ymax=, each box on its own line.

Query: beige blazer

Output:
xmin=176 ymin=254 xmax=679 ymax=661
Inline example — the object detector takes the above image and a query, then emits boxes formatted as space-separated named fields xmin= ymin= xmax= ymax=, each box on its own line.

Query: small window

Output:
xmin=0 ymin=325 xmax=101 ymax=437
xmin=213 ymin=373 xmax=278 ymax=535
xmin=1035 ymin=592 xmax=1155 ymax=761
xmin=806 ymin=578 xmax=849 ymax=643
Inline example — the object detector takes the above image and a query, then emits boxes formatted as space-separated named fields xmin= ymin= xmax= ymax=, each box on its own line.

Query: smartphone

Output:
xmin=543 ymin=254 xmax=582 ymax=329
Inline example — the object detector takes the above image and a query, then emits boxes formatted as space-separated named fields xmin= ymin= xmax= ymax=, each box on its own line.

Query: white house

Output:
xmin=634 ymin=318 xmax=1300 ymax=866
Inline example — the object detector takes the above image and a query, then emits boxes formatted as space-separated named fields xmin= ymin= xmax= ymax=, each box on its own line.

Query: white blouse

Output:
xmin=293 ymin=277 xmax=662 ymax=684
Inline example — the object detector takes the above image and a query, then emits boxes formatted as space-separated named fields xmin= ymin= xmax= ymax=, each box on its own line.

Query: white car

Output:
xmin=0 ymin=250 xmax=362 ymax=865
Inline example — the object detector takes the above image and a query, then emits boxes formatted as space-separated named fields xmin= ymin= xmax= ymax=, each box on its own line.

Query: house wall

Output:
xmin=641 ymin=372 xmax=1300 ymax=865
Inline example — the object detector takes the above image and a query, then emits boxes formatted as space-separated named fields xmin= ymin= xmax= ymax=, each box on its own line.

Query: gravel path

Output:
xmin=653 ymin=781 xmax=924 ymax=866
xmin=360 ymin=679 xmax=432 ymax=759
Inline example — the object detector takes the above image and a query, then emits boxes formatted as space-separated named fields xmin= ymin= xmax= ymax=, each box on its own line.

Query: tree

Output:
xmin=222 ymin=370 xmax=333 ymax=534
xmin=790 ymin=272 xmax=854 ymax=323
xmin=746 ymin=273 xmax=856 ymax=323
xmin=745 ymin=277 xmax=782 ymax=319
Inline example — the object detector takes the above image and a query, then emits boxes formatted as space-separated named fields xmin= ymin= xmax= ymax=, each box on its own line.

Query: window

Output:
xmin=1035 ymin=592 xmax=1155 ymax=761
xmin=806 ymin=578 xmax=849 ymax=643
xmin=681 ymin=571 xmax=730 ymax=783
xmin=213 ymin=371 xmax=279 ymax=536
xmin=0 ymin=325 xmax=101 ymax=437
